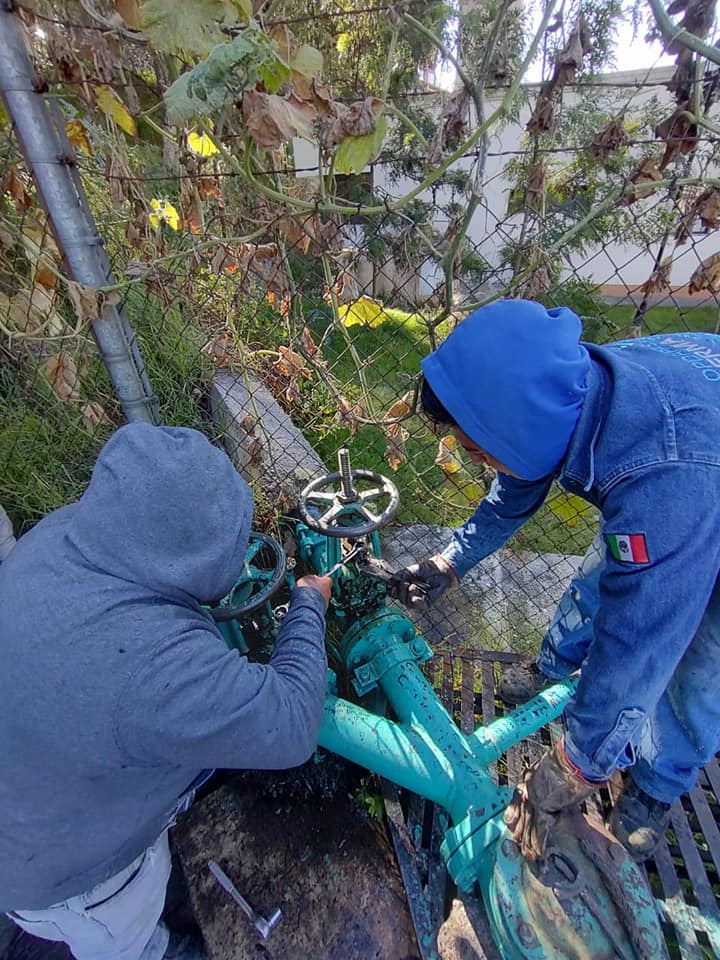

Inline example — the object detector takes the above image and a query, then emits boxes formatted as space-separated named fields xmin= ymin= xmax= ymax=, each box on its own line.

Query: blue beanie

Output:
xmin=421 ymin=300 xmax=590 ymax=480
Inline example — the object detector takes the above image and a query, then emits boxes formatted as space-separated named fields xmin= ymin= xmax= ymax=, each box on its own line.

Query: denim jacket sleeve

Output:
xmin=440 ymin=473 xmax=554 ymax=577
xmin=564 ymin=462 xmax=720 ymax=781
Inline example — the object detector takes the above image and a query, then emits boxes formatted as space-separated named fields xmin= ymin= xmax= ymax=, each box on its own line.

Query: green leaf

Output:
xmin=139 ymin=0 xmax=240 ymax=56
xmin=164 ymin=29 xmax=290 ymax=124
xmin=291 ymin=44 xmax=323 ymax=79
xmin=258 ymin=55 xmax=292 ymax=94
xmin=334 ymin=114 xmax=386 ymax=175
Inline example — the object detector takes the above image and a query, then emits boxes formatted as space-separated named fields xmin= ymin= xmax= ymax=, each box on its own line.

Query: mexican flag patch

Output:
xmin=606 ymin=533 xmax=649 ymax=564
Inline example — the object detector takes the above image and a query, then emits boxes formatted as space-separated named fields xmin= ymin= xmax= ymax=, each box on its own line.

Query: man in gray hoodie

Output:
xmin=0 ymin=423 xmax=331 ymax=960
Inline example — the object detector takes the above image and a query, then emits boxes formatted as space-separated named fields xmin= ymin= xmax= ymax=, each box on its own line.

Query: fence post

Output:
xmin=0 ymin=1 xmax=159 ymax=424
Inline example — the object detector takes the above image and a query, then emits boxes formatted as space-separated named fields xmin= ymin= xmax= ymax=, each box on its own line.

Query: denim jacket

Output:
xmin=441 ymin=333 xmax=720 ymax=781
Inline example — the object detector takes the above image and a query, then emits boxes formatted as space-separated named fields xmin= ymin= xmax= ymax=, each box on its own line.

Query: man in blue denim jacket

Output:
xmin=392 ymin=299 xmax=720 ymax=862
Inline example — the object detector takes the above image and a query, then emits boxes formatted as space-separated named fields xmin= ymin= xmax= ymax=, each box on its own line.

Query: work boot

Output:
xmin=609 ymin=778 xmax=672 ymax=861
xmin=497 ymin=661 xmax=553 ymax=706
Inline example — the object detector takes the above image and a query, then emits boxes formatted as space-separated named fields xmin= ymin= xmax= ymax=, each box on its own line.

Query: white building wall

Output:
xmin=293 ymin=66 xmax=718 ymax=298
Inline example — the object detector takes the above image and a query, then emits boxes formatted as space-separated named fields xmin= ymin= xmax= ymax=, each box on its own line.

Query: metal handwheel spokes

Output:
xmin=209 ymin=532 xmax=287 ymax=621
xmin=299 ymin=449 xmax=400 ymax=538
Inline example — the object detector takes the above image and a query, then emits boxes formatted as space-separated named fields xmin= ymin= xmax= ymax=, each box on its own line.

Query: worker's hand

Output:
xmin=504 ymin=738 xmax=605 ymax=861
xmin=295 ymin=574 xmax=332 ymax=610
xmin=388 ymin=554 xmax=459 ymax=607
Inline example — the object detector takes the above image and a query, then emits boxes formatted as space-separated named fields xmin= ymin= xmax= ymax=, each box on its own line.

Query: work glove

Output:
xmin=388 ymin=554 xmax=459 ymax=607
xmin=504 ymin=738 xmax=605 ymax=861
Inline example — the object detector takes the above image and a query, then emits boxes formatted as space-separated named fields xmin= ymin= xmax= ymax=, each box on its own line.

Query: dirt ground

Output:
xmin=172 ymin=768 xmax=419 ymax=960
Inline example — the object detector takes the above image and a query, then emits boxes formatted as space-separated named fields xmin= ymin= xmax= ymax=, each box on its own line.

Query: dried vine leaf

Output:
xmin=622 ymin=159 xmax=663 ymax=205
xmin=665 ymin=0 xmax=716 ymax=52
xmin=45 ymin=353 xmax=81 ymax=403
xmin=274 ymin=345 xmax=311 ymax=404
xmin=182 ymin=195 xmax=202 ymax=235
xmin=674 ymin=187 xmax=720 ymax=243
xmin=279 ymin=216 xmax=312 ymax=254
xmin=382 ymin=395 xmax=411 ymax=472
xmin=696 ymin=187 xmax=720 ymax=229
xmin=331 ymin=96 xmax=384 ymax=142
xmin=336 ymin=396 xmax=366 ymax=434
xmin=589 ymin=114 xmax=628 ymax=160
xmin=525 ymin=162 xmax=546 ymax=210
xmin=427 ymin=89 xmax=469 ymax=166
xmin=21 ymin=217 xmax=61 ymax=291
xmin=299 ymin=326 xmax=320 ymax=359
xmin=555 ymin=15 xmax=591 ymax=86
xmin=66 ymin=281 xmax=104 ymax=324
xmin=197 ymin=176 xmax=222 ymax=201
xmin=201 ymin=334 xmax=241 ymax=368
xmin=211 ymin=241 xmax=279 ymax=274
xmin=1 ymin=286 xmax=64 ymax=336
xmin=324 ymin=270 xmax=359 ymax=305
xmin=3 ymin=165 xmax=33 ymax=209
xmin=82 ymin=401 xmax=111 ymax=432
xmin=655 ymin=101 xmax=697 ymax=169
xmin=104 ymin=149 xmax=134 ymax=207
xmin=689 ymin=252 xmax=720 ymax=293
xmin=640 ymin=256 xmax=673 ymax=295
xmin=527 ymin=16 xmax=590 ymax=136
xmin=435 ymin=435 xmax=463 ymax=476
xmin=527 ymin=81 xmax=555 ymax=134
xmin=242 ymin=91 xmax=316 ymax=151
xmin=668 ymin=49 xmax=694 ymax=102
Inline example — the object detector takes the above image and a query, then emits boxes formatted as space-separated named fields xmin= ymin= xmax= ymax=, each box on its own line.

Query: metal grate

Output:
xmin=383 ymin=650 xmax=720 ymax=960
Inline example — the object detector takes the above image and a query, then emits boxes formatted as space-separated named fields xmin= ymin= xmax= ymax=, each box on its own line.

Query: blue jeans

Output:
xmin=538 ymin=534 xmax=720 ymax=803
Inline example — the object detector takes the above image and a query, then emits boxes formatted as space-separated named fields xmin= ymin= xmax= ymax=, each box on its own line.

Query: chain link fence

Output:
xmin=2 ymin=2 xmax=719 ymax=657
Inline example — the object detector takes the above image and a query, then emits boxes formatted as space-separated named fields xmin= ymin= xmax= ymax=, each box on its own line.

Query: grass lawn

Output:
xmin=591 ymin=303 xmax=718 ymax=342
xmin=305 ymin=299 xmax=714 ymax=557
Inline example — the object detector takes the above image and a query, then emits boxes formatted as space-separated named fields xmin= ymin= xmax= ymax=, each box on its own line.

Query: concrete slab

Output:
xmin=210 ymin=373 xmax=326 ymax=499
xmin=172 ymin=779 xmax=418 ymax=960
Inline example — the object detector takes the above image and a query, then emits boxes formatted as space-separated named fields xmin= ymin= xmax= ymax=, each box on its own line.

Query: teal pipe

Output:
xmin=469 ymin=679 xmax=577 ymax=765
xmin=319 ymin=696 xmax=455 ymax=810
xmin=318 ymin=695 xmax=499 ymax=823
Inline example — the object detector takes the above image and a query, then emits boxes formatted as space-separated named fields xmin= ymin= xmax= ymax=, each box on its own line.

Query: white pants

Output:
xmin=9 ymin=833 xmax=172 ymax=960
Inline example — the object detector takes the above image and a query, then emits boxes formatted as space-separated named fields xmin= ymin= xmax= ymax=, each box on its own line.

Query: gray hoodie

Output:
xmin=0 ymin=424 xmax=327 ymax=910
